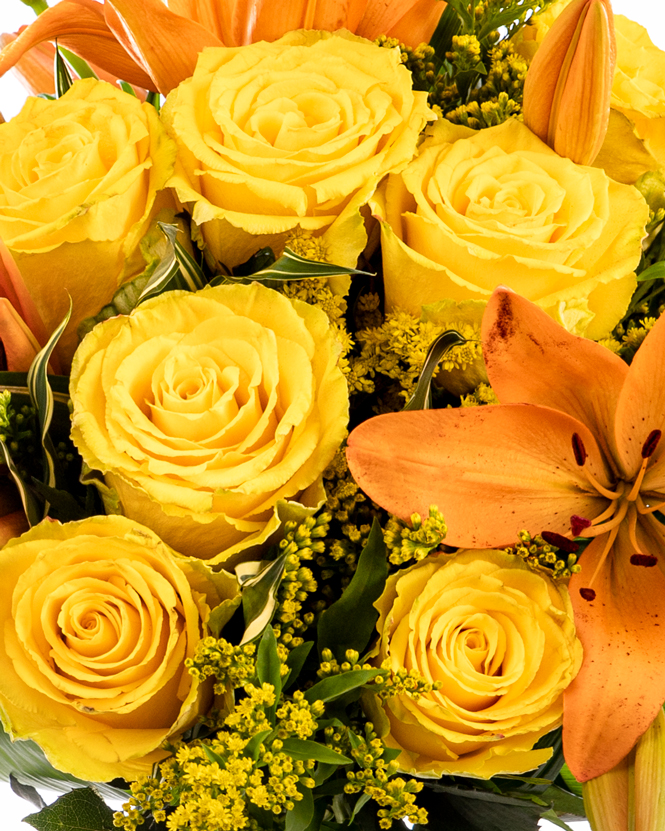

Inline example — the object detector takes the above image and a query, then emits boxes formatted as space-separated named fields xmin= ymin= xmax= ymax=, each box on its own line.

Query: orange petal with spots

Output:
xmin=346 ymin=403 xmax=610 ymax=547
xmin=483 ymin=288 xmax=627 ymax=467
xmin=565 ymin=514 xmax=665 ymax=781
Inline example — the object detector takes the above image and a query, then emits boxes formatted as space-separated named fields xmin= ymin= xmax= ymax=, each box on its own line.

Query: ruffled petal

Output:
xmin=614 ymin=311 xmax=665 ymax=480
xmin=347 ymin=404 xmax=610 ymax=547
xmin=483 ymin=289 xmax=627 ymax=471
xmin=0 ymin=0 xmax=154 ymax=91
xmin=564 ymin=514 xmax=665 ymax=781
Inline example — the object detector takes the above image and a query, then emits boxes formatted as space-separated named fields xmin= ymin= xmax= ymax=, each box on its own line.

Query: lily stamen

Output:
xmin=571 ymin=433 xmax=622 ymax=500
xmin=627 ymin=430 xmax=662 ymax=503
xmin=577 ymin=500 xmax=629 ymax=539
xmin=583 ymin=523 xmax=621 ymax=594
xmin=636 ymin=496 xmax=665 ymax=516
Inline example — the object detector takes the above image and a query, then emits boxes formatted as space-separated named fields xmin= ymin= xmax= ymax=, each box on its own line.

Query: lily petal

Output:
xmin=0 ymin=0 xmax=154 ymax=91
xmin=253 ymin=0 xmax=367 ymax=41
xmin=356 ymin=0 xmax=445 ymax=48
xmin=483 ymin=289 xmax=627 ymax=471
xmin=346 ymin=404 xmax=609 ymax=547
xmin=0 ymin=29 xmax=55 ymax=96
xmin=615 ymin=311 xmax=665 ymax=482
xmin=0 ymin=299 xmax=41 ymax=372
xmin=0 ymin=240 xmax=48 ymax=349
xmin=105 ymin=0 xmax=223 ymax=94
xmin=565 ymin=514 xmax=665 ymax=781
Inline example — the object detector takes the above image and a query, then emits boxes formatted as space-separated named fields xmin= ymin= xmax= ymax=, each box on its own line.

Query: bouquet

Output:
xmin=0 ymin=1 xmax=664 ymax=830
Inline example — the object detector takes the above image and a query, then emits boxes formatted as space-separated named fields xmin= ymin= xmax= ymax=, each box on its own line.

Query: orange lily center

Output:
xmin=570 ymin=431 xmax=663 ymax=598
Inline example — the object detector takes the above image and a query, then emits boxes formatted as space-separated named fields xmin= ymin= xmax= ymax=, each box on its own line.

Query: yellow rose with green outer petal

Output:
xmin=0 ymin=515 xmax=236 ymax=782
xmin=366 ymin=550 xmax=582 ymax=778
xmin=0 ymin=78 xmax=176 ymax=365
xmin=69 ymin=282 xmax=348 ymax=564
xmin=161 ymin=30 xmax=432 ymax=271
xmin=373 ymin=118 xmax=648 ymax=339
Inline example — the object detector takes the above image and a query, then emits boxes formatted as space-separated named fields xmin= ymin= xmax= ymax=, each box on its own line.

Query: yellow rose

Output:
xmin=162 ymin=30 xmax=432 ymax=271
xmin=373 ymin=118 xmax=648 ymax=339
xmin=0 ymin=78 xmax=176 ymax=364
xmin=515 ymin=8 xmax=665 ymax=183
xmin=367 ymin=550 xmax=582 ymax=778
xmin=70 ymin=283 xmax=348 ymax=564
xmin=0 ymin=515 xmax=235 ymax=782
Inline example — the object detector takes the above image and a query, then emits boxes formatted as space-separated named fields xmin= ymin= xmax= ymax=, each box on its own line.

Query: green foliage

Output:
xmin=24 ymin=787 xmax=116 ymax=831
xmin=317 ymin=518 xmax=388 ymax=660
xmin=53 ymin=44 xmax=74 ymax=98
xmin=403 ymin=329 xmax=467 ymax=410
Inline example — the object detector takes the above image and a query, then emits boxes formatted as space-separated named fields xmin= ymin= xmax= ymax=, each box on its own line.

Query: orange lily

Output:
xmin=523 ymin=0 xmax=616 ymax=165
xmin=347 ymin=288 xmax=665 ymax=783
xmin=0 ymin=0 xmax=445 ymax=95
xmin=0 ymin=240 xmax=60 ymax=374
xmin=0 ymin=26 xmax=145 ymax=98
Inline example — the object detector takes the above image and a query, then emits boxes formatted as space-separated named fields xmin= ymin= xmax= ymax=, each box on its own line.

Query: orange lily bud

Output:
xmin=523 ymin=0 xmax=616 ymax=166
xmin=583 ymin=708 xmax=665 ymax=831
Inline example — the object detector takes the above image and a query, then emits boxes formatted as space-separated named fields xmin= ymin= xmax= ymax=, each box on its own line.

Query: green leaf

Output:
xmin=286 ymin=784 xmax=314 ymax=831
xmin=429 ymin=1 xmax=462 ymax=59
xmin=559 ymin=764 xmax=584 ymax=798
xmin=349 ymin=792 xmax=372 ymax=823
xmin=304 ymin=669 xmax=384 ymax=704
xmin=0 ymin=439 xmax=40 ymax=527
xmin=216 ymin=247 xmax=374 ymax=286
xmin=539 ymin=785 xmax=585 ymax=818
xmin=317 ymin=518 xmax=388 ymax=660
xmin=58 ymin=48 xmax=98 ymax=80
xmin=20 ymin=0 xmax=49 ymax=14
xmin=9 ymin=774 xmax=46 ymax=810
xmin=53 ymin=43 xmax=73 ymax=98
xmin=243 ymin=730 xmax=275 ymax=762
xmin=0 ymin=726 xmax=124 ymax=802
xmin=24 ymin=787 xmax=116 ymax=831
xmin=280 ymin=739 xmax=352 ymax=766
xmin=118 ymin=81 xmax=138 ymax=97
xmin=312 ymin=762 xmax=338 ymax=787
xmin=637 ymin=261 xmax=665 ymax=282
xmin=283 ymin=641 xmax=314 ymax=692
xmin=137 ymin=222 xmax=205 ymax=303
xmin=30 ymin=480 xmax=89 ymax=522
xmin=145 ymin=91 xmax=161 ymax=111
xmin=207 ymin=595 xmax=242 ymax=639
xmin=538 ymin=809 xmax=576 ymax=831
xmin=256 ymin=624 xmax=282 ymax=707
xmin=202 ymin=745 xmax=226 ymax=767
xmin=27 ymin=302 xmax=72 ymax=513
xmin=403 ymin=329 xmax=467 ymax=411
xmin=237 ymin=555 xmax=287 ymax=644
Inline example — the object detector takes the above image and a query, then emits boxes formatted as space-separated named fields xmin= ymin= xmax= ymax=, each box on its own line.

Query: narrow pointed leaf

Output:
xmin=54 ymin=43 xmax=73 ymax=97
xmin=0 ymin=437 xmax=40 ymax=528
xmin=283 ymin=641 xmax=314 ymax=692
xmin=279 ymin=740 xmax=352 ymax=765
xmin=403 ymin=329 xmax=467 ymax=411
xmin=250 ymin=248 xmax=373 ymax=282
xmin=237 ymin=555 xmax=287 ymax=645
xmin=317 ymin=518 xmax=388 ymax=660
xmin=285 ymin=783 xmax=314 ymax=831
xmin=27 ymin=302 xmax=71 ymax=507
xmin=256 ymin=623 xmax=282 ymax=704
xmin=304 ymin=669 xmax=384 ymax=704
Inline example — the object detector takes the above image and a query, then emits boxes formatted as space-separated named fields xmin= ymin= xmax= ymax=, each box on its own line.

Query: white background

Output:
xmin=1 ymin=0 xmax=665 ymax=828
